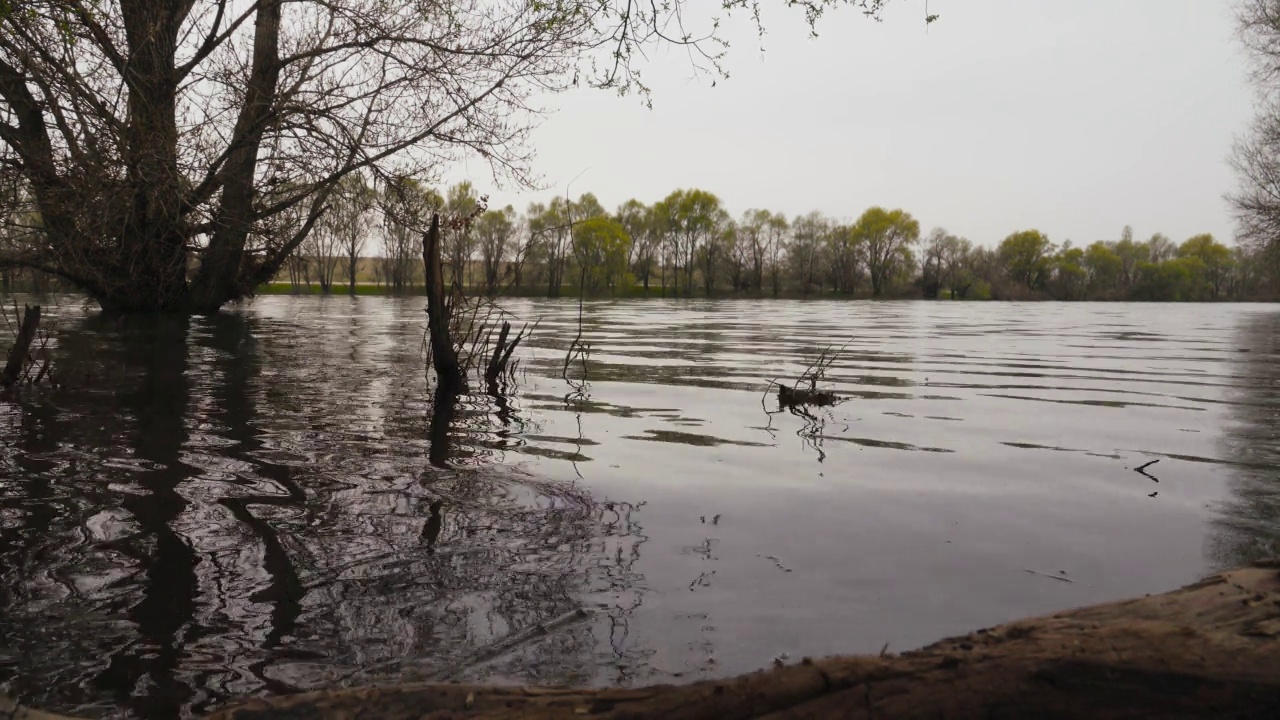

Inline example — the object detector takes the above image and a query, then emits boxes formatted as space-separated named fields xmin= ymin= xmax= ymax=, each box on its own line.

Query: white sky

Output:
xmin=444 ymin=0 xmax=1254 ymax=248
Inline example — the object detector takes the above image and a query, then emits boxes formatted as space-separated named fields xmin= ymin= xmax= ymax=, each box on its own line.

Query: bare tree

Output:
xmin=528 ymin=198 xmax=574 ymax=297
xmin=284 ymin=250 xmax=311 ymax=291
xmin=920 ymin=228 xmax=953 ymax=298
xmin=0 ymin=0 xmax=891 ymax=312
xmin=788 ymin=211 xmax=829 ymax=294
xmin=941 ymin=235 xmax=974 ymax=299
xmin=1230 ymin=0 xmax=1280 ymax=292
xmin=476 ymin=205 xmax=518 ymax=294
xmin=507 ymin=221 xmax=540 ymax=291
xmin=303 ymin=216 xmax=342 ymax=294
xmin=444 ymin=182 xmax=481 ymax=288
xmin=764 ymin=212 xmax=789 ymax=297
xmin=329 ymin=177 xmax=376 ymax=295
xmin=1146 ymin=233 xmax=1176 ymax=263
xmin=614 ymin=199 xmax=651 ymax=289
xmin=697 ymin=210 xmax=731 ymax=295
xmin=380 ymin=179 xmax=441 ymax=294
xmin=739 ymin=209 xmax=773 ymax=294
xmin=826 ymin=223 xmax=863 ymax=295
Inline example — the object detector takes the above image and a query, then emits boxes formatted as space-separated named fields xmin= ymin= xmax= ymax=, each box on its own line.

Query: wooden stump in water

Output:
xmin=1 ymin=304 xmax=40 ymax=387
xmin=421 ymin=213 xmax=462 ymax=390
xmin=205 ymin=563 xmax=1280 ymax=719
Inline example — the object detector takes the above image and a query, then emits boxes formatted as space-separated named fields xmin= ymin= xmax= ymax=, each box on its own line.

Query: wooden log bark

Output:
xmin=421 ymin=214 xmax=462 ymax=389
xmin=1 ymin=304 xmax=40 ymax=387
xmin=205 ymin=563 xmax=1280 ymax=720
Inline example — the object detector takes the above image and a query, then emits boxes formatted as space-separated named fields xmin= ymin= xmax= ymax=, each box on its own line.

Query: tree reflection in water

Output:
xmin=1212 ymin=310 xmax=1280 ymax=567
xmin=0 ymin=309 xmax=648 ymax=719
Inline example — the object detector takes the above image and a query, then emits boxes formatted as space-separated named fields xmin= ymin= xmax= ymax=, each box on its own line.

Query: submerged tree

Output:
xmin=0 ymin=0 xmax=893 ymax=313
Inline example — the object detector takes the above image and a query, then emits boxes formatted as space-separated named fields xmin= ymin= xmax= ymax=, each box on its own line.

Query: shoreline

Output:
xmin=10 ymin=562 xmax=1277 ymax=719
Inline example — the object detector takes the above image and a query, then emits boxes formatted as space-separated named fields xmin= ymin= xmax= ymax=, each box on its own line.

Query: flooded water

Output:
xmin=1 ymin=296 xmax=1278 ymax=718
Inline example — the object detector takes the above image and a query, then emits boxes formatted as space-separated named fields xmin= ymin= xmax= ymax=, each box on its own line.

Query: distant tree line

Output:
xmin=274 ymin=181 xmax=1275 ymax=302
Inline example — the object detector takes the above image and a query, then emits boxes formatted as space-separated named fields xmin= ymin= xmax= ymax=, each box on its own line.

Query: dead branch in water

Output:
xmin=422 ymin=213 xmax=463 ymax=390
xmin=419 ymin=201 xmax=536 ymax=393
xmin=449 ymin=297 xmax=535 ymax=387
xmin=776 ymin=341 xmax=851 ymax=409
xmin=2 ymin=303 xmax=49 ymax=389
xmin=1135 ymin=458 xmax=1161 ymax=482
xmin=560 ymin=265 xmax=590 ymax=403
xmin=777 ymin=384 xmax=839 ymax=408
xmin=484 ymin=319 xmax=535 ymax=392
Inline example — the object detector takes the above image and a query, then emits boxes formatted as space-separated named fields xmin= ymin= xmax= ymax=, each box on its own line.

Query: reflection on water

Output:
xmin=1213 ymin=310 xmax=1280 ymax=567
xmin=0 ymin=296 xmax=1277 ymax=719
xmin=0 ymin=303 xmax=646 ymax=719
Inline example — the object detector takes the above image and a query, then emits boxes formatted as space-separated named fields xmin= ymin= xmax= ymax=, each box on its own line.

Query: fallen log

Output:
xmin=205 ymin=562 xmax=1280 ymax=720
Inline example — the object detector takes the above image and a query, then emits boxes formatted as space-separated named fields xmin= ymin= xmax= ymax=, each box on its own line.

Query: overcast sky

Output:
xmin=444 ymin=0 xmax=1254 ymax=247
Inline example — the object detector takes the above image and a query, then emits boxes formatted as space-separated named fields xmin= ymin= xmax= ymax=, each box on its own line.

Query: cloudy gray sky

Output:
xmin=445 ymin=0 xmax=1254 ymax=247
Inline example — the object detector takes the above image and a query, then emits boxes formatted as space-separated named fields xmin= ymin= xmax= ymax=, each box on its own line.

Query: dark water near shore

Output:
xmin=1 ymin=296 xmax=1278 ymax=718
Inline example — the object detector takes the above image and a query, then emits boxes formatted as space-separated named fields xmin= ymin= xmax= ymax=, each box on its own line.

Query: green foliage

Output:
xmin=1113 ymin=235 xmax=1150 ymax=288
xmin=970 ymin=278 xmax=993 ymax=300
xmin=850 ymin=207 xmax=919 ymax=296
xmin=265 ymin=183 xmax=1262 ymax=303
xmin=660 ymin=189 xmax=727 ymax=296
xmin=1178 ymin=233 xmax=1233 ymax=299
xmin=1052 ymin=244 xmax=1087 ymax=300
xmin=572 ymin=216 xmax=630 ymax=292
xmin=1083 ymin=241 xmax=1123 ymax=297
xmin=997 ymin=230 xmax=1054 ymax=291
xmin=1133 ymin=258 xmax=1202 ymax=301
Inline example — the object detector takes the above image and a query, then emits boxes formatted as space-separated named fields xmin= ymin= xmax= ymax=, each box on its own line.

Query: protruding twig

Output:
xmin=1135 ymin=459 xmax=1160 ymax=482
xmin=1025 ymin=569 xmax=1074 ymax=584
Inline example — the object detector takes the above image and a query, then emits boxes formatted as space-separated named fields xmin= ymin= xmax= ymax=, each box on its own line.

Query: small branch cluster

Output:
xmin=449 ymin=296 xmax=536 ymax=392
xmin=776 ymin=341 xmax=849 ymax=409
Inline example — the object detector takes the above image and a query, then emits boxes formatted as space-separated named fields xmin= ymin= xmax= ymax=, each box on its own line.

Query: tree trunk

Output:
xmin=348 ymin=250 xmax=358 ymax=295
xmin=187 ymin=0 xmax=284 ymax=313
xmin=422 ymin=214 xmax=462 ymax=390
xmin=1 ymin=304 xmax=39 ymax=386
xmin=204 ymin=563 xmax=1280 ymax=720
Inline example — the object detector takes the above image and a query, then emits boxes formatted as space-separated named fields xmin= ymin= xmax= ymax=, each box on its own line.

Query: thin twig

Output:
xmin=1135 ymin=459 xmax=1160 ymax=482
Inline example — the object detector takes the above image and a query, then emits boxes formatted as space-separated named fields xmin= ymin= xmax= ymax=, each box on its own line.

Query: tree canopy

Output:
xmin=0 ymin=0 xmax=894 ymax=312
xmin=1231 ymin=0 xmax=1280 ymax=294
xmin=263 ymin=179 xmax=1256 ymax=304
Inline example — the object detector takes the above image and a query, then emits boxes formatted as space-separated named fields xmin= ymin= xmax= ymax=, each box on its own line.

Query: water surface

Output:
xmin=1 ymin=297 xmax=1277 ymax=718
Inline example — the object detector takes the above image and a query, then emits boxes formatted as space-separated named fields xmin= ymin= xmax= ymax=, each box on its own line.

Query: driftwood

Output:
xmin=773 ymin=343 xmax=848 ymax=409
xmin=1 ymin=303 xmax=40 ymax=387
xmin=777 ymin=383 xmax=839 ymax=408
xmin=202 ymin=562 xmax=1280 ymax=720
